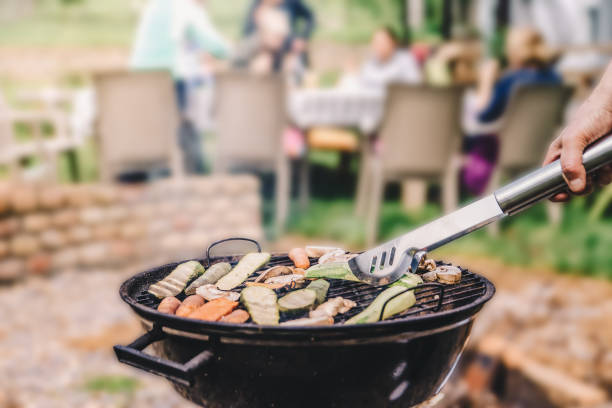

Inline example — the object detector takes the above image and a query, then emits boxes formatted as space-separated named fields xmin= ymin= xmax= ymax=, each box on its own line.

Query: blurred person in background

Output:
xmin=425 ymin=39 xmax=481 ymax=86
xmin=339 ymin=27 xmax=422 ymax=93
xmin=131 ymin=0 xmax=231 ymax=175
xmin=235 ymin=1 xmax=291 ymax=74
xmin=462 ymin=27 xmax=561 ymax=195
xmin=235 ymin=0 xmax=307 ymax=82
xmin=243 ymin=0 xmax=315 ymax=68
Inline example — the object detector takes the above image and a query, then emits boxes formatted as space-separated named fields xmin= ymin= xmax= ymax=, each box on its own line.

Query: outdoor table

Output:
xmin=288 ymin=87 xmax=385 ymax=134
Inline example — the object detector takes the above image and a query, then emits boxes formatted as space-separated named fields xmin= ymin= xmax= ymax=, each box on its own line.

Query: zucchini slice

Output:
xmin=345 ymin=286 xmax=416 ymax=325
xmin=391 ymin=273 xmax=423 ymax=289
xmin=185 ymin=262 xmax=232 ymax=295
xmin=305 ymin=279 xmax=330 ymax=304
xmin=148 ymin=261 xmax=205 ymax=299
xmin=278 ymin=289 xmax=318 ymax=315
xmin=304 ymin=262 xmax=360 ymax=282
xmin=240 ymin=286 xmax=279 ymax=325
xmin=216 ymin=252 xmax=271 ymax=290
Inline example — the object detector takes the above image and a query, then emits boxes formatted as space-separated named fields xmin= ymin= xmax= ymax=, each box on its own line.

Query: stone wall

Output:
xmin=0 ymin=175 xmax=263 ymax=281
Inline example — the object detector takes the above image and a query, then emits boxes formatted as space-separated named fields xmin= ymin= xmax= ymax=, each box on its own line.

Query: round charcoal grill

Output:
xmin=115 ymin=239 xmax=495 ymax=408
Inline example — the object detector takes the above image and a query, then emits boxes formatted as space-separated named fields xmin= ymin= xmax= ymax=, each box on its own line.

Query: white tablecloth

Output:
xmin=288 ymin=88 xmax=385 ymax=134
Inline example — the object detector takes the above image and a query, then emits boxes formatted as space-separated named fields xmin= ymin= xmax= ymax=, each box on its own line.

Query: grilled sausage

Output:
xmin=157 ymin=297 xmax=181 ymax=315
xmin=289 ymin=248 xmax=310 ymax=269
xmin=176 ymin=295 xmax=205 ymax=317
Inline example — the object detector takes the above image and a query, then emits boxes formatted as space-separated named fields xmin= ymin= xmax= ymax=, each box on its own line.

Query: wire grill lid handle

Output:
xmin=205 ymin=237 xmax=262 ymax=267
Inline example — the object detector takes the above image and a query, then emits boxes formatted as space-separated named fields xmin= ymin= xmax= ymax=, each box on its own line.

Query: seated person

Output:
xmin=340 ymin=27 xmax=422 ymax=93
xmin=462 ymin=27 xmax=562 ymax=195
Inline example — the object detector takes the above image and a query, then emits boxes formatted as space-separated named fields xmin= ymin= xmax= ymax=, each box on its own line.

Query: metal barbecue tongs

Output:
xmin=349 ymin=136 xmax=612 ymax=285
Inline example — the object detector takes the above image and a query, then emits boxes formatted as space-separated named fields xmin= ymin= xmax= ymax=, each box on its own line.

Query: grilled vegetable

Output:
xmin=310 ymin=297 xmax=356 ymax=318
xmin=220 ymin=309 xmax=250 ymax=324
xmin=176 ymin=295 xmax=206 ymax=317
xmin=188 ymin=298 xmax=238 ymax=321
xmin=422 ymin=271 xmax=438 ymax=282
xmin=280 ymin=316 xmax=334 ymax=326
xmin=345 ymin=286 xmax=416 ymax=325
xmin=240 ymin=286 xmax=279 ymax=325
xmin=216 ymin=252 xmax=271 ymax=290
xmin=148 ymin=261 xmax=205 ymax=298
xmin=435 ymin=266 xmax=462 ymax=284
xmin=245 ymin=282 xmax=289 ymax=290
xmin=185 ymin=262 xmax=232 ymax=294
xmin=278 ymin=289 xmax=318 ymax=315
xmin=305 ymin=246 xmax=343 ymax=258
xmin=289 ymin=247 xmax=310 ymax=269
xmin=391 ymin=273 xmax=423 ymax=288
xmin=157 ymin=297 xmax=181 ymax=315
xmin=305 ymin=262 xmax=360 ymax=282
xmin=195 ymin=284 xmax=240 ymax=302
xmin=318 ymin=250 xmax=356 ymax=264
xmin=305 ymin=279 xmax=330 ymax=304
xmin=264 ymin=274 xmax=305 ymax=287
xmin=254 ymin=265 xmax=293 ymax=283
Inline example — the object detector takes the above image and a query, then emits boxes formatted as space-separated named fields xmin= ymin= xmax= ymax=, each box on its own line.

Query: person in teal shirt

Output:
xmin=131 ymin=0 xmax=231 ymax=174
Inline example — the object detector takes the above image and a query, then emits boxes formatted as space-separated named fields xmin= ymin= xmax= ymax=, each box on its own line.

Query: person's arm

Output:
xmin=477 ymin=75 xmax=513 ymax=123
xmin=185 ymin=0 xmax=231 ymax=59
xmin=543 ymin=62 xmax=612 ymax=201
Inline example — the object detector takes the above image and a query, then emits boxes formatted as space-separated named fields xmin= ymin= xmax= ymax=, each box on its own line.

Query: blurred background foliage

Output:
xmin=1 ymin=0 xmax=611 ymax=279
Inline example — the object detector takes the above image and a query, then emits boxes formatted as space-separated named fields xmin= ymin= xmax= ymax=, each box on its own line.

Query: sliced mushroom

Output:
xmin=435 ymin=266 xmax=462 ymax=284
xmin=254 ymin=265 xmax=293 ymax=283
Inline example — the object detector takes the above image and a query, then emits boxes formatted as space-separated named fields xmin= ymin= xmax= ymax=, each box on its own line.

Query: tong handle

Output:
xmin=495 ymin=135 xmax=612 ymax=215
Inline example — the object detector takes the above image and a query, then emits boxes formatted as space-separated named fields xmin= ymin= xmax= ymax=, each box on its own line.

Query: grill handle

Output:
xmin=114 ymin=326 xmax=212 ymax=386
xmin=206 ymin=237 xmax=262 ymax=266
xmin=495 ymin=134 xmax=612 ymax=215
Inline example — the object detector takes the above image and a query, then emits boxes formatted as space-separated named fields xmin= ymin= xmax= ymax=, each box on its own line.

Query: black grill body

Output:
xmin=115 ymin=253 xmax=495 ymax=407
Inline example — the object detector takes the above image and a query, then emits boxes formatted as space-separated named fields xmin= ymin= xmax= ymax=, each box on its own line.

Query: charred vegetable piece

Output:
xmin=240 ymin=286 xmax=279 ymax=325
xmin=157 ymin=297 xmax=181 ymax=315
xmin=264 ymin=274 xmax=305 ymax=287
xmin=305 ymin=279 xmax=330 ymax=304
xmin=280 ymin=316 xmax=334 ymax=326
xmin=289 ymin=247 xmax=310 ymax=269
xmin=422 ymin=271 xmax=438 ymax=282
xmin=195 ymin=284 xmax=240 ymax=302
xmin=305 ymin=246 xmax=343 ymax=258
xmin=278 ymin=289 xmax=318 ymax=315
xmin=310 ymin=297 xmax=356 ymax=318
xmin=435 ymin=266 xmax=462 ymax=284
xmin=216 ymin=252 xmax=271 ymax=290
xmin=176 ymin=295 xmax=206 ymax=317
xmin=188 ymin=298 xmax=238 ymax=321
xmin=185 ymin=262 xmax=232 ymax=294
xmin=305 ymin=262 xmax=360 ymax=282
xmin=220 ymin=309 xmax=250 ymax=324
xmin=254 ymin=265 xmax=293 ymax=283
xmin=345 ymin=286 xmax=416 ymax=325
xmin=318 ymin=250 xmax=356 ymax=264
xmin=245 ymin=282 xmax=288 ymax=290
xmin=148 ymin=261 xmax=205 ymax=298
xmin=391 ymin=273 xmax=423 ymax=288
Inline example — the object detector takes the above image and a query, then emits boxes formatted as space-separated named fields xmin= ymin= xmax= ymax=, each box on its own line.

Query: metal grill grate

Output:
xmin=134 ymin=254 xmax=487 ymax=325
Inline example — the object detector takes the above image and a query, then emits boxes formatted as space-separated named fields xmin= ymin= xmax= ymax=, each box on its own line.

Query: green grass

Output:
xmin=83 ymin=375 xmax=140 ymax=394
xmin=289 ymin=198 xmax=612 ymax=279
xmin=0 ymin=0 xmax=137 ymax=47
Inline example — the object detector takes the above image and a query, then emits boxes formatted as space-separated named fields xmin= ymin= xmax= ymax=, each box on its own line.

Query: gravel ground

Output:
xmin=0 ymin=269 xmax=197 ymax=408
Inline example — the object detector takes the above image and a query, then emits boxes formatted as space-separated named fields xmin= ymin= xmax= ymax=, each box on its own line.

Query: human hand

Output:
xmin=543 ymin=87 xmax=612 ymax=201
